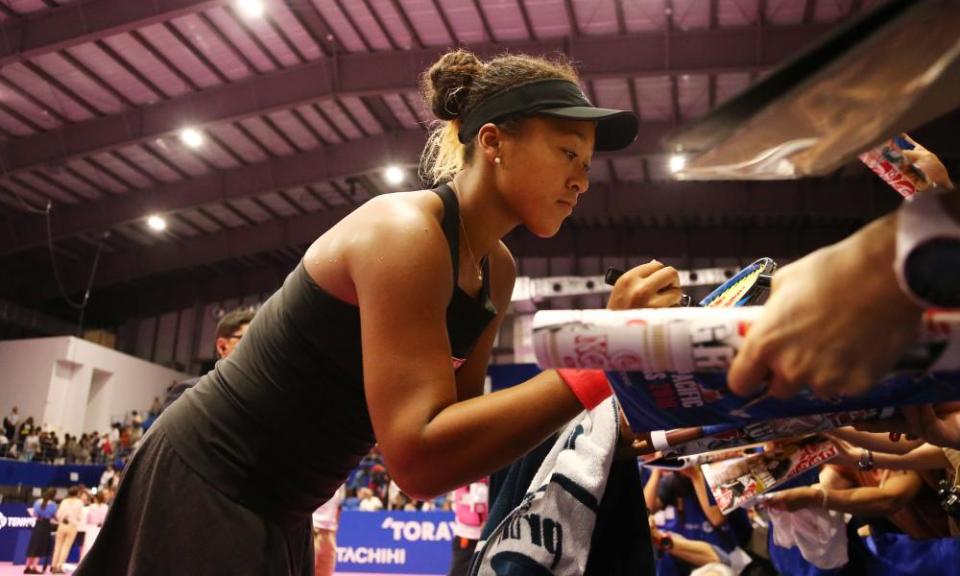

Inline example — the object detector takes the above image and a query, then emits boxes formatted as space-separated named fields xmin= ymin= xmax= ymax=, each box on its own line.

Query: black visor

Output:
xmin=457 ymin=79 xmax=639 ymax=152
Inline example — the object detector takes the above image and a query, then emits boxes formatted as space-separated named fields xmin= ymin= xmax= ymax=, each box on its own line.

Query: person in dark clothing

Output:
xmin=161 ymin=308 xmax=256 ymax=413
xmin=77 ymin=49 xmax=676 ymax=575
xmin=25 ymin=488 xmax=58 ymax=574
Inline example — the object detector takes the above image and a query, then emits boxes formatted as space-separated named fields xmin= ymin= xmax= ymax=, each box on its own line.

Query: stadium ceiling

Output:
xmin=0 ymin=0 xmax=954 ymax=326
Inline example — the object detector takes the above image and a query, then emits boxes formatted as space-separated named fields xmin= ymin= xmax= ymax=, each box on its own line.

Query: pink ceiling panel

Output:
xmin=202 ymin=203 xmax=246 ymax=227
xmin=766 ymin=0 xmax=806 ymax=24
xmin=169 ymin=15 xmax=252 ymax=81
xmin=572 ymin=0 xmax=618 ymax=36
xmin=266 ymin=110 xmax=322 ymax=151
xmin=398 ymin=0 xmax=455 ymax=45
xmin=0 ymin=79 xmax=61 ymax=130
xmin=672 ymin=0 xmax=710 ymax=30
xmin=622 ymin=0 xmax=666 ymax=32
xmin=9 ymin=173 xmax=78 ymax=205
xmin=181 ymin=210 xmax=221 ymax=233
xmin=115 ymin=145 xmax=183 ymax=183
xmin=368 ymin=0 xmax=417 ymax=48
xmin=101 ymin=34 xmax=189 ymax=99
xmin=295 ymin=104 xmax=345 ymax=144
xmin=382 ymin=93 xmax=419 ymax=129
xmin=208 ymin=123 xmax=270 ymax=163
xmin=591 ymin=78 xmax=633 ymax=112
xmin=88 ymin=151 xmax=154 ymax=189
xmin=6 ymin=0 xmax=59 ymax=13
xmin=340 ymin=96 xmax=383 ymax=135
xmin=206 ymin=7 xmax=282 ymax=73
xmin=404 ymin=91 xmax=430 ymax=124
xmin=139 ymin=24 xmax=224 ymax=89
xmin=30 ymin=52 xmax=124 ymax=115
xmin=120 ymin=222 xmax=159 ymax=246
xmin=266 ymin=2 xmax=323 ymax=60
xmin=66 ymin=44 xmax=161 ymax=107
xmin=1 ymin=63 xmax=96 ymax=122
xmin=313 ymin=0 xmax=368 ymax=52
xmin=196 ymin=138 xmax=244 ymax=170
xmin=340 ymin=1 xmax=394 ymax=51
xmin=816 ymin=0 xmax=853 ymax=21
xmin=41 ymin=169 xmax=102 ymax=201
xmin=166 ymin=216 xmax=200 ymax=237
xmin=259 ymin=191 xmax=300 ymax=217
xmin=237 ymin=116 xmax=297 ymax=156
xmin=0 ymin=109 xmax=37 ymax=137
xmin=148 ymin=139 xmax=211 ymax=178
xmin=677 ymin=74 xmax=708 ymax=119
xmin=68 ymin=159 xmax=129 ymax=194
xmin=715 ymin=72 xmax=750 ymax=107
xmin=634 ymin=75 xmax=672 ymax=121
xmin=1 ymin=180 xmax=48 ymax=208
xmin=482 ymin=0 xmax=530 ymax=41
xmin=231 ymin=197 xmax=271 ymax=222
xmin=611 ymin=157 xmax=646 ymax=182
xmin=317 ymin=100 xmax=364 ymax=140
xmin=313 ymin=182 xmax=350 ymax=207
xmin=284 ymin=187 xmax=326 ymax=212
xmin=525 ymin=0 xmax=573 ymax=38
xmin=438 ymin=0 xmax=486 ymax=43
xmin=718 ymin=0 xmax=758 ymax=26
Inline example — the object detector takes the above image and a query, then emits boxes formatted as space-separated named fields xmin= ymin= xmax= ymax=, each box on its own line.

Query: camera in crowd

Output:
xmin=938 ymin=479 xmax=960 ymax=519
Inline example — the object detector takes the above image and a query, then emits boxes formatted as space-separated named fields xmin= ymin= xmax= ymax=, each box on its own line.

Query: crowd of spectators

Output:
xmin=342 ymin=446 xmax=451 ymax=512
xmin=1 ymin=398 xmax=163 ymax=469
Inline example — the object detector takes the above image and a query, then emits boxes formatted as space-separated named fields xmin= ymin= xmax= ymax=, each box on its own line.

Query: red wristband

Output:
xmin=557 ymin=369 xmax=612 ymax=410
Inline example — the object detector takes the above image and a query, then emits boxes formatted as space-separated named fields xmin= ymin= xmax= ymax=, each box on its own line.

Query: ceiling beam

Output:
xmin=0 ymin=0 xmax=225 ymax=67
xmin=31 ymin=177 xmax=897 ymax=295
xmin=1 ymin=23 xmax=833 ymax=175
xmin=1 ymin=122 xmax=675 ymax=256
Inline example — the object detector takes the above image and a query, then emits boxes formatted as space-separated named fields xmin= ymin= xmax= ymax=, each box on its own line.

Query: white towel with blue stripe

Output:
xmin=469 ymin=397 xmax=620 ymax=575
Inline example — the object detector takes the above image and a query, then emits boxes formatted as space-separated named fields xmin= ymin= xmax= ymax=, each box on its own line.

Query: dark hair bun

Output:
xmin=422 ymin=49 xmax=483 ymax=121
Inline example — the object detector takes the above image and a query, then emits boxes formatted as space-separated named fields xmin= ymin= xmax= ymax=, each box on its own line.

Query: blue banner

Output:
xmin=0 ymin=460 xmax=105 ymax=488
xmin=336 ymin=510 xmax=455 ymax=574
xmin=0 ymin=503 xmax=35 ymax=562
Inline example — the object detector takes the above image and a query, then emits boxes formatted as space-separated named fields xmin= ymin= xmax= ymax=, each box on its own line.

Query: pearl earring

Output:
xmin=494 ymin=157 xmax=501 ymax=165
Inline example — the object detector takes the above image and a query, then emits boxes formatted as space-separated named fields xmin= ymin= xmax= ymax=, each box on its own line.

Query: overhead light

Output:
xmin=179 ymin=127 xmax=204 ymax=149
xmin=384 ymin=165 xmax=405 ymax=185
xmin=668 ymin=154 xmax=687 ymax=174
xmin=147 ymin=215 xmax=167 ymax=231
xmin=236 ymin=0 xmax=265 ymax=18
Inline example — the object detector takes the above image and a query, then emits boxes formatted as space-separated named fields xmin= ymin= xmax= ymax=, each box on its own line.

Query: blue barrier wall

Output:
xmin=336 ymin=510 xmax=455 ymax=574
xmin=0 ymin=460 xmax=105 ymax=488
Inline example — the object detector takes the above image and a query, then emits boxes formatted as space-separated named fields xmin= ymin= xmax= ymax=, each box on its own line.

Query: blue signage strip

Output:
xmin=0 ymin=460 xmax=105 ymax=488
xmin=336 ymin=510 xmax=455 ymax=574
xmin=0 ymin=503 xmax=35 ymax=562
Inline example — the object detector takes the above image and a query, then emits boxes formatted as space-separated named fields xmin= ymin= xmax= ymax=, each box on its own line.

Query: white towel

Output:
xmin=469 ymin=397 xmax=620 ymax=575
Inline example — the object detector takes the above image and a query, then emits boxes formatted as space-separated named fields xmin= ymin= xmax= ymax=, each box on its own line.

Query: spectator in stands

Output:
xmin=51 ymin=485 xmax=84 ymax=573
xmin=765 ymin=461 xmax=950 ymax=540
xmin=161 ymin=308 xmax=255 ymax=412
xmin=312 ymin=486 xmax=344 ymax=576
xmin=22 ymin=427 xmax=40 ymax=462
xmin=17 ymin=416 xmax=35 ymax=451
xmin=24 ymin=487 xmax=58 ymax=574
xmin=357 ymin=487 xmax=383 ymax=511
xmin=448 ymin=479 xmax=488 ymax=576
xmin=2 ymin=405 xmax=18 ymax=440
xmin=80 ymin=491 xmax=110 ymax=561
xmin=99 ymin=463 xmax=118 ymax=492
xmin=148 ymin=397 xmax=162 ymax=418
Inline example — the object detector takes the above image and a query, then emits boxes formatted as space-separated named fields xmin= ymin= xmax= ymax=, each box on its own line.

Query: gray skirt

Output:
xmin=75 ymin=426 xmax=313 ymax=576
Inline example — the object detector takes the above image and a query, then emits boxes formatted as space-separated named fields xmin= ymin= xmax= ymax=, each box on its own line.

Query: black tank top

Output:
xmin=161 ymin=185 xmax=497 ymax=524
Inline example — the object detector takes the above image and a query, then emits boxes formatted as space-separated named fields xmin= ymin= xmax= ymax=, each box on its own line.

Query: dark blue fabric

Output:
xmin=0 ymin=459 xmax=105 ymax=488
xmin=862 ymin=532 xmax=960 ymax=575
